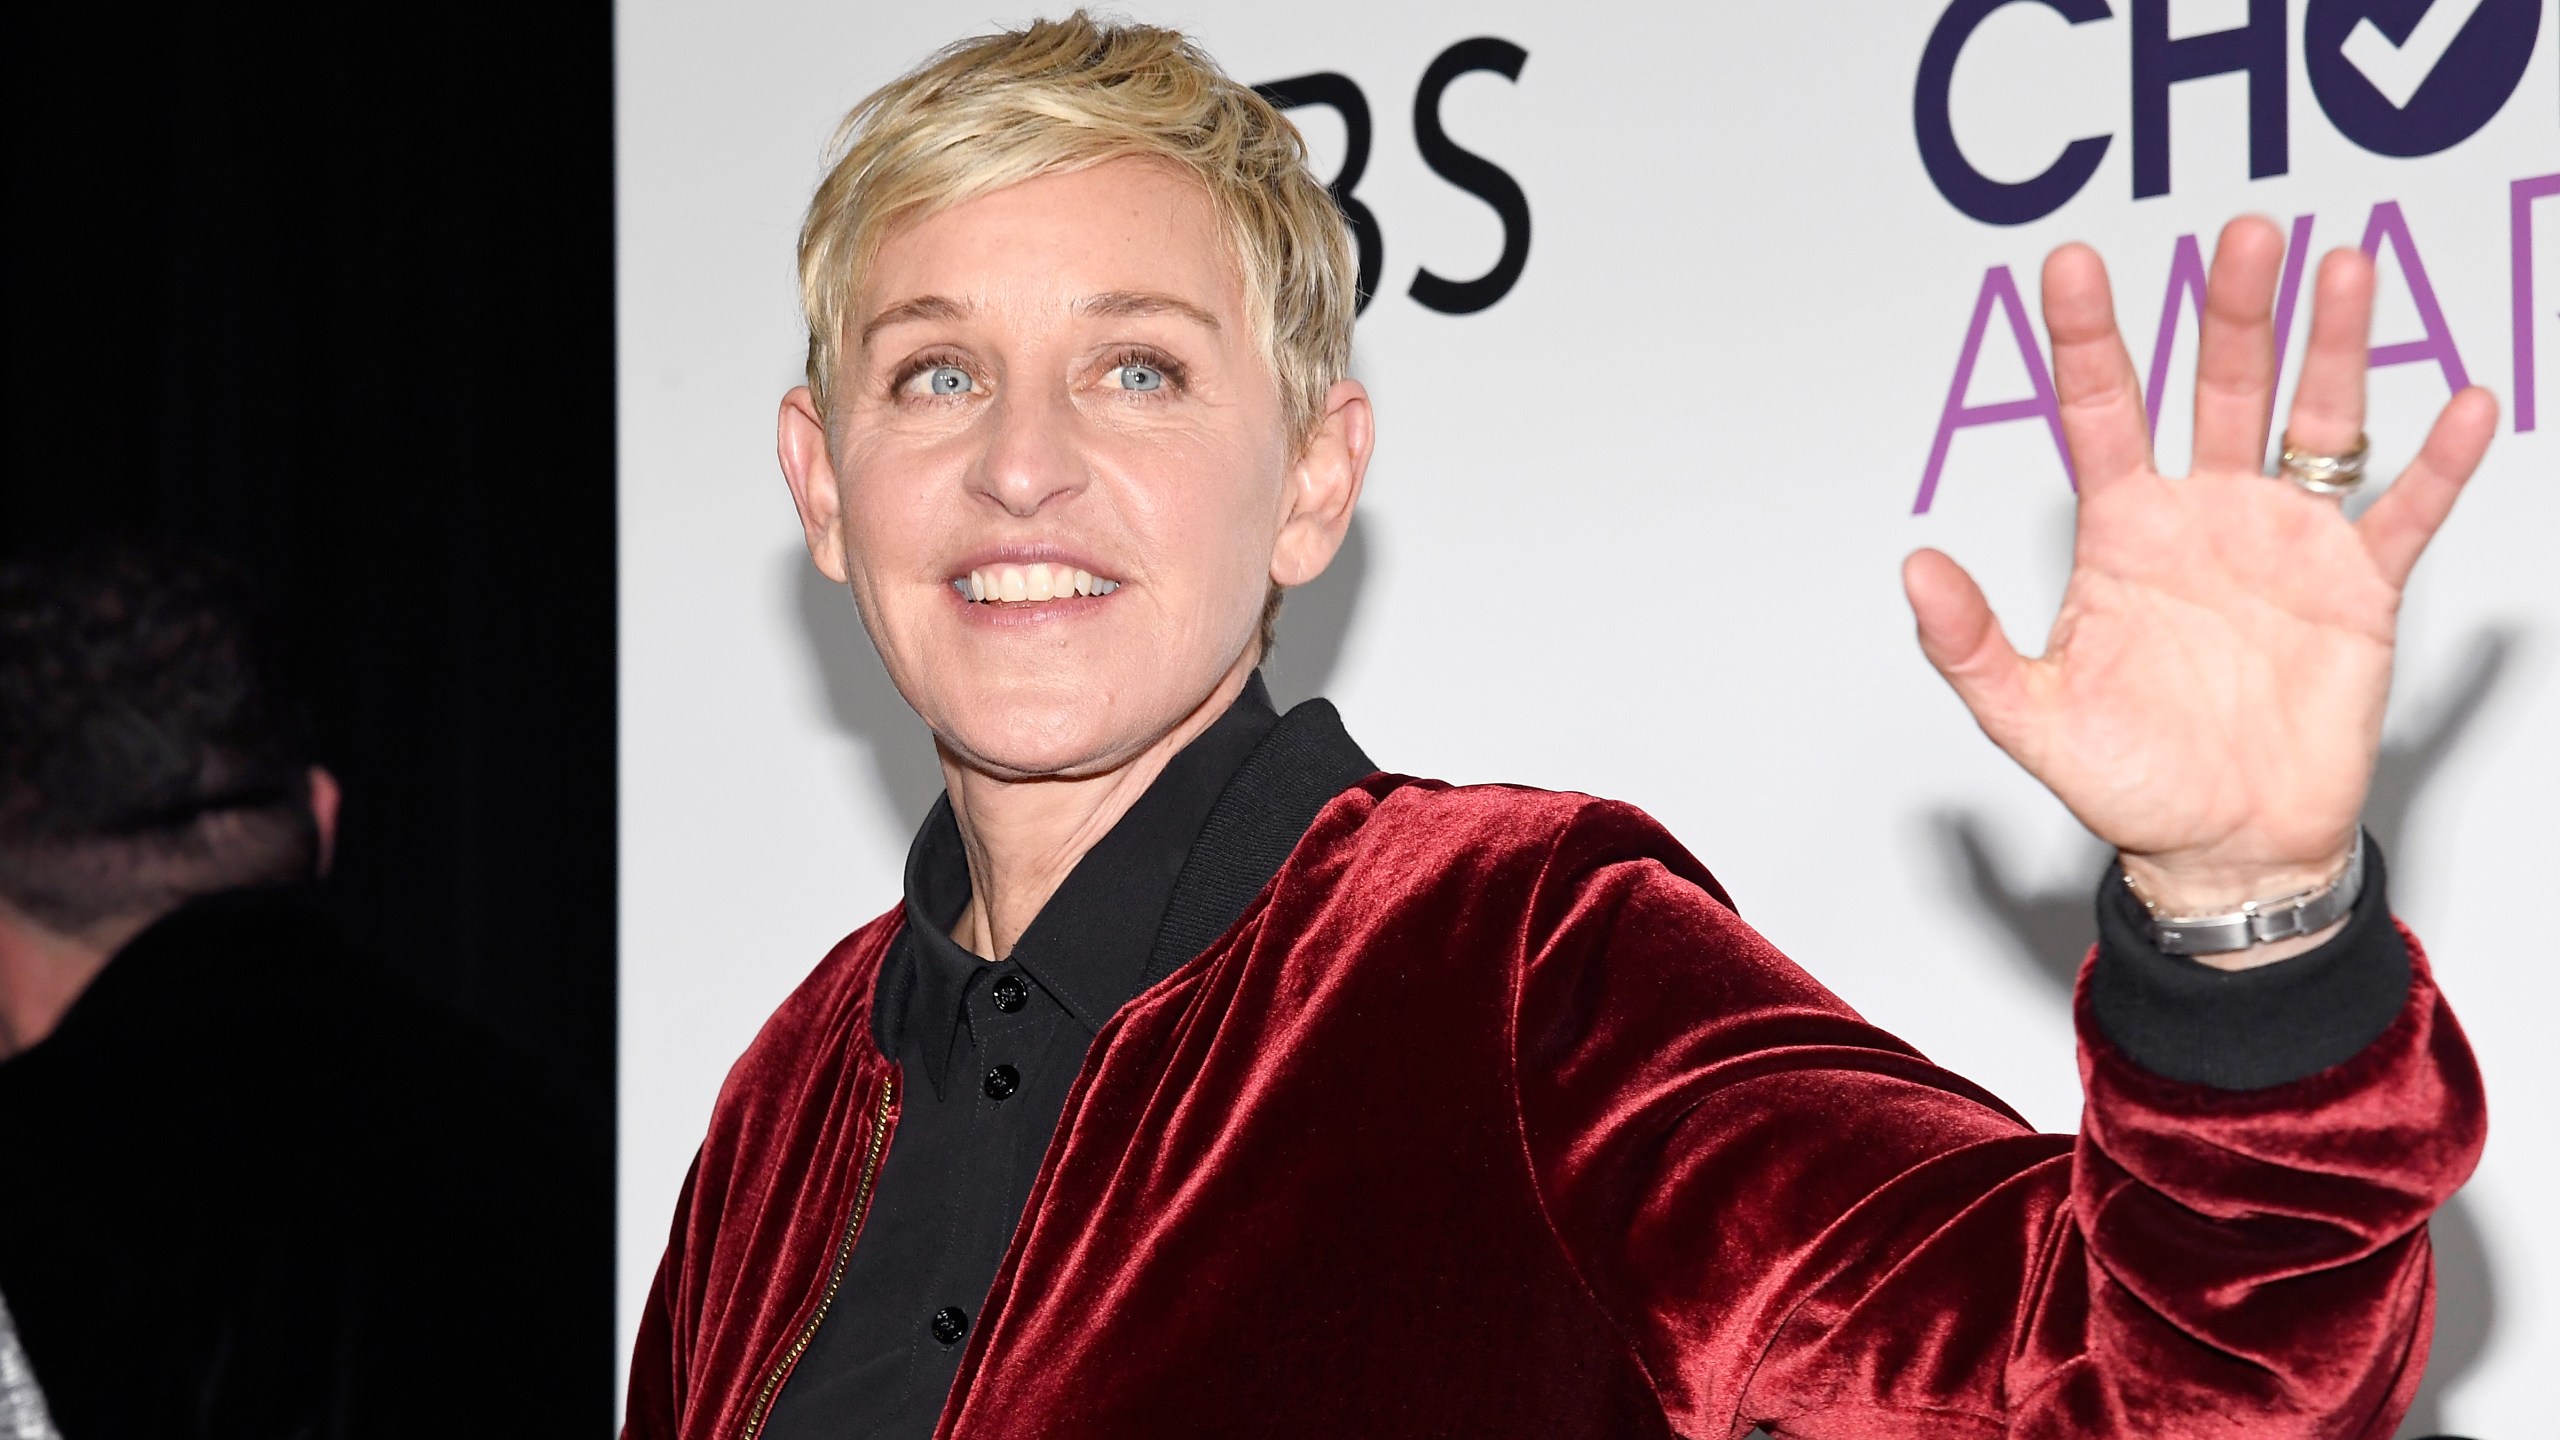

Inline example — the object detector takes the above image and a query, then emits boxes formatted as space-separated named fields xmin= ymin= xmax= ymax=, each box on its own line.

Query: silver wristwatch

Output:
xmin=2129 ymin=832 xmax=2366 ymax=956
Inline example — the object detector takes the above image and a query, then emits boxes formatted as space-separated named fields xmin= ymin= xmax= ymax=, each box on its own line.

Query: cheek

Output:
xmin=827 ymin=443 xmax=963 ymax=670
xmin=834 ymin=436 xmax=951 ymax=577
xmin=1113 ymin=429 xmax=1286 ymax=585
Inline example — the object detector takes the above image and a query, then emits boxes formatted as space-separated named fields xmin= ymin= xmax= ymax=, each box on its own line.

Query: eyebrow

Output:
xmin=856 ymin=289 xmax=1222 ymax=351
xmin=1076 ymin=290 xmax=1221 ymax=331
xmin=858 ymin=294 xmax=972 ymax=350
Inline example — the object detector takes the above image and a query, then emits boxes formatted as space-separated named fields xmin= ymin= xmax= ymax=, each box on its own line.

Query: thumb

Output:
xmin=1903 ymin=548 xmax=2033 ymax=750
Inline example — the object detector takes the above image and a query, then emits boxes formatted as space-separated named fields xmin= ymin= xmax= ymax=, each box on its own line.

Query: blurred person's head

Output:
xmin=0 ymin=543 xmax=338 ymax=1053
xmin=777 ymin=11 xmax=1371 ymax=789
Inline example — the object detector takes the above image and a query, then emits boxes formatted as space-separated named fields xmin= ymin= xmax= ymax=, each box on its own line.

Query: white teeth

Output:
xmin=959 ymin=561 xmax=1120 ymax=604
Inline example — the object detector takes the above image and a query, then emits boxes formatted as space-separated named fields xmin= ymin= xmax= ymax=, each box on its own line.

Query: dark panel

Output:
xmin=3 ymin=0 xmax=616 ymax=1413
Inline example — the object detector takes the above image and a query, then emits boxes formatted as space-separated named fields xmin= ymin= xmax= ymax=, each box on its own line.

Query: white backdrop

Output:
xmin=616 ymin=3 xmax=2559 ymax=1433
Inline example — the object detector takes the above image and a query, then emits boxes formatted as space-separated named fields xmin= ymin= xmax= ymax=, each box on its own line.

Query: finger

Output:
xmin=2191 ymin=216 xmax=2285 ymax=473
xmin=2039 ymin=243 xmax=2152 ymax=491
xmin=1904 ymin=548 xmax=2035 ymax=752
xmin=2281 ymin=248 xmax=2375 ymax=460
xmin=2358 ymin=387 xmax=2499 ymax=589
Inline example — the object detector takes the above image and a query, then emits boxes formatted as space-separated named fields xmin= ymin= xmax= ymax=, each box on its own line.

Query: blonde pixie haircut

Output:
xmin=797 ymin=11 xmax=1358 ymax=449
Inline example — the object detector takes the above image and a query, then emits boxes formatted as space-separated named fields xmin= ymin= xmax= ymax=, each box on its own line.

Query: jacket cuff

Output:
xmin=2088 ymin=832 xmax=2409 ymax=1090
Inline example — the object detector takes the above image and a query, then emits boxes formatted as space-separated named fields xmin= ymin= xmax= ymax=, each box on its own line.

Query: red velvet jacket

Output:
xmin=628 ymin=776 xmax=2483 ymax=1439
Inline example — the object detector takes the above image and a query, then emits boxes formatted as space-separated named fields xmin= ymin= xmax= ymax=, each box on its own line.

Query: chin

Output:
xmin=927 ymin=668 xmax=1169 ymax=781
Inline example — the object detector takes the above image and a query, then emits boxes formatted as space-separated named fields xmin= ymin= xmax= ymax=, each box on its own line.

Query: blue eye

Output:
xmin=1114 ymin=363 xmax=1165 ymax=392
xmin=925 ymin=365 xmax=972 ymax=395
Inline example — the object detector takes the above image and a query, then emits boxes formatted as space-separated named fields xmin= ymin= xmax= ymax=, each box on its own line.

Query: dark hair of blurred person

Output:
xmin=0 ymin=543 xmax=600 ymax=1437
xmin=0 ymin=546 xmax=335 ymax=1044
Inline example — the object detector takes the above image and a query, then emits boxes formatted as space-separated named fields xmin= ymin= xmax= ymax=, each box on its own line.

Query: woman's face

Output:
xmin=780 ymin=158 xmax=1367 ymax=782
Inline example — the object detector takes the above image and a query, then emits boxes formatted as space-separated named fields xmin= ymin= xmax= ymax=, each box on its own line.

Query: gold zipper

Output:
xmin=738 ymin=1076 xmax=897 ymax=1440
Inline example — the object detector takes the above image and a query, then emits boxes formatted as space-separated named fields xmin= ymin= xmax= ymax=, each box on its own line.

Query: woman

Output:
xmin=628 ymin=14 xmax=2492 ymax=1438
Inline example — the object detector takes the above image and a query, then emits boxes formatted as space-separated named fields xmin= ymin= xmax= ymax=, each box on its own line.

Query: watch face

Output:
xmin=2155 ymin=918 xmax=2255 ymax=957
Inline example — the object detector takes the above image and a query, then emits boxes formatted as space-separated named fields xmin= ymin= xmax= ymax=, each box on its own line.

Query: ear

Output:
xmin=308 ymin=765 xmax=342 ymax=878
xmin=1270 ymin=379 xmax=1373 ymax=587
xmin=778 ymin=386 xmax=852 ymax=584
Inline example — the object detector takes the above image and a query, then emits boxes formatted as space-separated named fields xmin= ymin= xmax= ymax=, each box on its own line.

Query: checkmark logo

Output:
xmin=2340 ymin=0 xmax=2491 ymax=109
xmin=2305 ymin=0 xmax=2540 ymax=156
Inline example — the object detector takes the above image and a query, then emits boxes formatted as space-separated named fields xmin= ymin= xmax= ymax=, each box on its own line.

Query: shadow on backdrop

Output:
xmin=786 ymin=514 xmax=1375 ymax=831
xmin=1928 ymin=624 xmax=2521 ymax=1440
xmin=1264 ymin=511 xmax=1371 ymax=711
xmin=790 ymin=552 xmax=946 ymax=833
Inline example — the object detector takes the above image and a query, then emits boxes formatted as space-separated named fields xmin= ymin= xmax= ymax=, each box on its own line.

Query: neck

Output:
xmin=941 ymin=657 xmax=1255 ymax=961
xmin=0 ymin=901 xmax=154 ymax=1060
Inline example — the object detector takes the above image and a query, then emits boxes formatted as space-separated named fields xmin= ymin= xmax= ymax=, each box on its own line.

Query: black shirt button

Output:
xmin=982 ymin=1064 xmax=1019 ymax=1101
xmin=930 ymin=1306 xmax=968 ymax=1346
xmin=990 ymin=974 xmax=1028 ymax=1013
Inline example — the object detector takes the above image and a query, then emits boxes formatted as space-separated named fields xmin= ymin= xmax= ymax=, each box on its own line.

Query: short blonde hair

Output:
xmin=796 ymin=11 xmax=1357 ymax=448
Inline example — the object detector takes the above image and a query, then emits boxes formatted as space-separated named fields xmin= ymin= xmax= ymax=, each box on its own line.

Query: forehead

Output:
xmin=858 ymin=158 xmax=1242 ymax=332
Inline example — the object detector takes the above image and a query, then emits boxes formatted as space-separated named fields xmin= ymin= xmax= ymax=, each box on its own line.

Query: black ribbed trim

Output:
xmin=2089 ymin=832 xmax=2408 ymax=1090
xmin=1142 ymin=699 xmax=1376 ymax=986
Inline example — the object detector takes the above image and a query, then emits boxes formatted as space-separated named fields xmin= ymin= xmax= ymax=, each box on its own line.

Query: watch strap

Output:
xmin=2133 ymin=831 xmax=2366 ymax=956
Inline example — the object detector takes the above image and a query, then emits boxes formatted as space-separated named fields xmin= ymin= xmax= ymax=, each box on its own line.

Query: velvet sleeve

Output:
xmin=620 ymin=1153 xmax=699 ymax=1440
xmin=1507 ymin=802 xmax=2485 ymax=1440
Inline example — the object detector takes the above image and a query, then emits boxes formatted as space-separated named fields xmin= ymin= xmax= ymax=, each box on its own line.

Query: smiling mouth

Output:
xmin=952 ymin=561 xmax=1122 ymax=604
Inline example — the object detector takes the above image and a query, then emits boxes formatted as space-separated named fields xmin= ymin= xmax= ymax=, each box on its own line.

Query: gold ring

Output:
xmin=2277 ymin=433 xmax=2370 ymax=496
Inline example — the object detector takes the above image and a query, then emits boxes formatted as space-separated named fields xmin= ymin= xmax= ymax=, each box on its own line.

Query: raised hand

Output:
xmin=1903 ymin=216 xmax=2499 ymax=965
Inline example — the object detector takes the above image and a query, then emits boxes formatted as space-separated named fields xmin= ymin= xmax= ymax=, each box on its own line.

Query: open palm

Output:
xmin=1905 ymin=217 xmax=2499 ymax=920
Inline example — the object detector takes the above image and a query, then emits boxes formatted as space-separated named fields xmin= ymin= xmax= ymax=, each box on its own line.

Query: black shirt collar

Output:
xmin=886 ymin=674 xmax=1289 ymax=1096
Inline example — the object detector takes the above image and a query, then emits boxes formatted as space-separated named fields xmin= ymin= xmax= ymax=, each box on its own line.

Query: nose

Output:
xmin=969 ymin=381 xmax=1088 ymax=519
